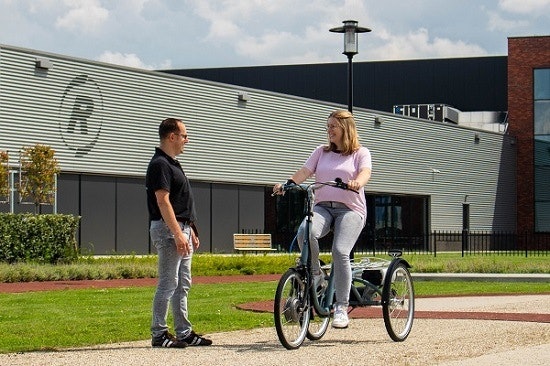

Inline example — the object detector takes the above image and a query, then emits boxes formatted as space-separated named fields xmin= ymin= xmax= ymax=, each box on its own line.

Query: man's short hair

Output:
xmin=158 ymin=118 xmax=182 ymax=139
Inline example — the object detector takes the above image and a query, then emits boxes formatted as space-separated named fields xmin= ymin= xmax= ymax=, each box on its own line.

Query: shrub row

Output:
xmin=0 ymin=213 xmax=80 ymax=264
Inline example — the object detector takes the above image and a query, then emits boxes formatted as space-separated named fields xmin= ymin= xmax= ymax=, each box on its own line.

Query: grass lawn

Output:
xmin=0 ymin=252 xmax=548 ymax=353
xmin=0 ymin=279 xmax=549 ymax=353
xmin=0 ymin=252 xmax=548 ymax=282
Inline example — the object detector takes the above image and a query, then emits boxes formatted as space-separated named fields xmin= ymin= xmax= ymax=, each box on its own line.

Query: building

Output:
xmin=166 ymin=36 xmax=550 ymax=239
xmin=1 ymin=37 xmax=538 ymax=254
xmin=507 ymin=36 xmax=550 ymax=234
xmin=163 ymin=56 xmax=508 ymax=114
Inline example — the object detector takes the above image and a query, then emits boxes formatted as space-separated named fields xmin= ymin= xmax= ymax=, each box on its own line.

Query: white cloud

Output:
xmin=0 ymin=0 xmax=546 ymax=68
xmin=28 ymin=0 xmax=61 ymax=13
xmin=233 ymin=30 xmax=333 ymax=65
xmin=55 ymin=0 xmax=109 ymax=34
xmin=487 ymin=11 xmax=529 ymax=31
xmin=371 ymin=28 xmax=488 ymax=61
xmin=498 ymin=0 xmax=550 ymax=15
xmin=206 ymin=18 xmax=242 ymax=40
xmin=187 ymin=0 xmax=348 ymax=64
xmin=97 ymin=51 xmax=172 ymax=70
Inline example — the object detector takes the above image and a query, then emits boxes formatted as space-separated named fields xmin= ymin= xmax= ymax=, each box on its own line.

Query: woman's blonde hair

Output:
xmin=324 ymin=109 xmax=361 ymax=155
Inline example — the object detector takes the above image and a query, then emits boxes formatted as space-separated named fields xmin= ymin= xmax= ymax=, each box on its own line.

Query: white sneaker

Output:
xmin=332 ymin=304 xmax=349 ymax=328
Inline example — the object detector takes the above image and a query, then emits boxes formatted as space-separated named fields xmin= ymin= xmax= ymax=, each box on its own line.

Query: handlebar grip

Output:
xmin=271 ymin=179 xmax=297 ymax=196
xmin=334 ymin=177 xmax=348 ymax=190
xmin=282 ymin=179 xmax=297 ymax=191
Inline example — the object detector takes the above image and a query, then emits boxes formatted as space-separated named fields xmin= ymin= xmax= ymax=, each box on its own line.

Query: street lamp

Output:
xmin=329 ymin=20 xmax=371 ymax=112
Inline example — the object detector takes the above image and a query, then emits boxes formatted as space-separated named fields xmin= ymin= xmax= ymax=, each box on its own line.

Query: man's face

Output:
xmin=173 ymin=122 xmax=189 ymax=154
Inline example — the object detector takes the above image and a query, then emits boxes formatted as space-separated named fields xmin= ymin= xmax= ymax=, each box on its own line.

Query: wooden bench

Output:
xmin=233 ymin=233 xmax=276 ymax=253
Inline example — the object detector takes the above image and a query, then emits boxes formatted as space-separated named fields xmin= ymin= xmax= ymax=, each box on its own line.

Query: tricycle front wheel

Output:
xmin=306 ymin=266 xmax=330 ymax=340
xmin=274 ymin=269 xmax=310 ymax=349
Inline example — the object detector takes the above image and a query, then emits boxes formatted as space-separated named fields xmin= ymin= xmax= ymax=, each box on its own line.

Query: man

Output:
xmin=146 ymin=117 xmax=212 ymax=348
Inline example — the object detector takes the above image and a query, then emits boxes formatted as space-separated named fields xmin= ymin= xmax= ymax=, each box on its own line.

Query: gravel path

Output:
xmin=0 ymin=319 xmax=548 ymax=366
xmin=1 ymin=295 xmax=549 ymax=366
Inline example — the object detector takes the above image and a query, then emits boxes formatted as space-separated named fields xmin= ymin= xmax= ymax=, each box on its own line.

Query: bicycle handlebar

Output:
xmin=273 ymin=177 xmax=359 ymax=196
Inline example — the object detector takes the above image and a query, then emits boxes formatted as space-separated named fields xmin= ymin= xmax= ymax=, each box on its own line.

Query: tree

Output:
xmin=0 ymin=151 xmax=8 ymax=200
xmin=18 ymin=145 xmax=60 ymax=212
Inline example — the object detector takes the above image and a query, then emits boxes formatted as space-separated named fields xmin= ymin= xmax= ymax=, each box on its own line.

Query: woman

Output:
xmin=273 ymin=109 xmax=372 ymax=328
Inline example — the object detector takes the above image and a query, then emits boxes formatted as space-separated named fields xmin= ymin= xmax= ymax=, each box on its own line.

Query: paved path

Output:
xmin=0 ymin=274 xmax=548 ymax=365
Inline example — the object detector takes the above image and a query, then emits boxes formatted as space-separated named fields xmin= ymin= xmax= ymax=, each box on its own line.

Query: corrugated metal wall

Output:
xmin=361 ymin=113 xmax=516 ymax=230
xmin=0 ymin=44 xmax=516 ymax=235
xmin=0 ymin=45 xmax=336 ymax=183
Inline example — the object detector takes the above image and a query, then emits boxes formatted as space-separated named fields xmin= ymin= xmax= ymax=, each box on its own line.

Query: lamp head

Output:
xmin=329 ymin=20 xmax=371 ymax=56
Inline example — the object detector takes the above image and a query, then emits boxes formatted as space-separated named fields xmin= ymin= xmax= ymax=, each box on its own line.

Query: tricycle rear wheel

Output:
xmin=382 ymin=260 xmax=414 ymax=341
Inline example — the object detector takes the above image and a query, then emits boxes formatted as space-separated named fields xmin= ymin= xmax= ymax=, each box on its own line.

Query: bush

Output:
xmin=0 ymin=213 xmax=80 ymax=264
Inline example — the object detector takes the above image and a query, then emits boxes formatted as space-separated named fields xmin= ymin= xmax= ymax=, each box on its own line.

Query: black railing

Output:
xmin=348 ymin=231 xmax=550 ymax=257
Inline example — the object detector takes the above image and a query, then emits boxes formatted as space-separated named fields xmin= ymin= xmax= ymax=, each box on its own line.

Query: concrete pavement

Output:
xmin=412 ymin=272 xmax=550 ymax=282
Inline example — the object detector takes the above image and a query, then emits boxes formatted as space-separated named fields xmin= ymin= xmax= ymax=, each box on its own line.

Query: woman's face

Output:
xmin=326 ymin=117 xmax=343 ymax=147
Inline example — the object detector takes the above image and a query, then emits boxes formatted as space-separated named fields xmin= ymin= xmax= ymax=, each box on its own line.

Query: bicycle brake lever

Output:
xmin=334 ymin=177 xmax=348 ymax=190
xmin=334 ymin=177 xmax=359 ymax=194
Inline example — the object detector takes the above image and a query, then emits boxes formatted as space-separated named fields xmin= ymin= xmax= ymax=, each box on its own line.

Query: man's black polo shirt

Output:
xmin=146 ymin=147 xmax=197 ymax=224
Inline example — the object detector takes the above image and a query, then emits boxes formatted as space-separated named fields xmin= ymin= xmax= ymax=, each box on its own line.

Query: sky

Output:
xmin=0 ymin=0 xmax=549 ymax=70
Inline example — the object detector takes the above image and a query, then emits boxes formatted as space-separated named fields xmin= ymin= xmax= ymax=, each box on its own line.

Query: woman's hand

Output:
xmin=347 ymin=179 xmax=361 ymax=191
xmin=272 ymin=183 xmax=284 ymax=195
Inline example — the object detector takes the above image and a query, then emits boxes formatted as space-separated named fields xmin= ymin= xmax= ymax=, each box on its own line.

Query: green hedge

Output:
xmin=0 ymin=213 xmax=80 ymax=264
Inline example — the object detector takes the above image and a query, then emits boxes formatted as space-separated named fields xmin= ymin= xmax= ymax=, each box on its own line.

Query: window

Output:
xmin=371 ymin=195 xmax=428 ymax=251
xmin=534 ymin=68 xmax=550 ymax=232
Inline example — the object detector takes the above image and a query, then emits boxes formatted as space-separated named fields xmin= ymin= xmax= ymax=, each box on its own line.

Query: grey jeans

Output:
xmin=297 ymin=202 xmax=365 ymax=308
xmin=149 ymin=220 xmax=193 ymax=340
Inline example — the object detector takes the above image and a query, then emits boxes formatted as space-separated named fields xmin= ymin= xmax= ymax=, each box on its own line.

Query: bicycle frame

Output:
xmin=284 ymin=181 xmax=350 ymax=317
xmin=274 ymin=180 xmax=415 ymax=349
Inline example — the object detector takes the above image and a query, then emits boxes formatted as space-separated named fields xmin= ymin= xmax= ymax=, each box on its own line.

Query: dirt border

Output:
xmin=238 ymin=300 xmax=550 ymax=323
xmin=0 ymin=274 xmax=279 ymax=293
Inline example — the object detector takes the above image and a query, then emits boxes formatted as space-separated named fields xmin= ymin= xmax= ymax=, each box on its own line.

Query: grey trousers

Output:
xmin=297 ymin=202 xmax=365 ymax=308
xmin=149 ymin=220 xmax=193 ymax=339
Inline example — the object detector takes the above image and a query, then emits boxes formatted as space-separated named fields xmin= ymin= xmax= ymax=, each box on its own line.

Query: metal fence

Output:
xmin=348 ymin=231 xmax=550 ymax=257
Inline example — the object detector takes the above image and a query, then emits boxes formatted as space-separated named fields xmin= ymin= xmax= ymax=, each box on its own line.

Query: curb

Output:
xmin=0 ymin=273 xmax=548 ymax=294
xmin=412 ymin=273 xmax=550 ymax=282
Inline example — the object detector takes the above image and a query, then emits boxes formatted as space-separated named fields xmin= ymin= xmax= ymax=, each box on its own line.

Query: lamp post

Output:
xmin=329 ymin=20 xmax=371 ymax=112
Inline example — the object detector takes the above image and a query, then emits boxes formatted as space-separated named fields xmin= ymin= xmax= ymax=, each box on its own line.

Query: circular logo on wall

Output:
xmin=58 ymin=75 xmax=104 ymax=157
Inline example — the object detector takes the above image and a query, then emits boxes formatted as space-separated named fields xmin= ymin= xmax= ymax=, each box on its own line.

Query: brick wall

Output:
xmin=507 ymin=36 xmax=550 ymax=233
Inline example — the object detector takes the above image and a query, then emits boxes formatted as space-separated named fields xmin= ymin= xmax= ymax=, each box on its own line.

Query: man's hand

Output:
xmin=191 ymin=230 xmax=200 ymax=250
xmin=174 ymin=232 xmax=191 ymax=256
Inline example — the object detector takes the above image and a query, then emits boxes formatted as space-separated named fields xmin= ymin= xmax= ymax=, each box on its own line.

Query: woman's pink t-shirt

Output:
xmin=303 ymin=145 xmax=372 ymax=218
